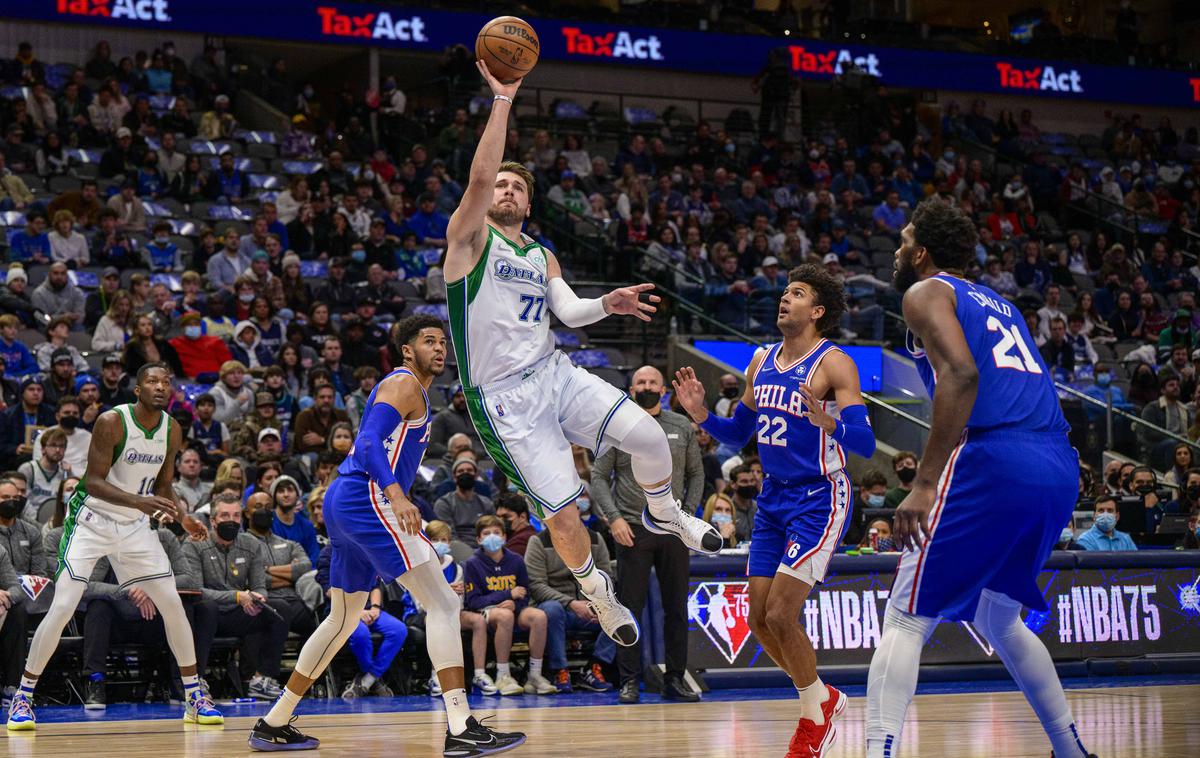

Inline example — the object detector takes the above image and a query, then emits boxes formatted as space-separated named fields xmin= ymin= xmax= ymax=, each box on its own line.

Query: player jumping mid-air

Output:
xmin=866 ymin=199 xmax=1093 ymax=758
xmin=441 ymin=62 xmax=722 ymax=648
xmin=8 ymin=362 xmax=222 ymax=731
xmin=674 ymin=263 xmax=876 ymax=758
xmin=248 ymin=315 xmax=525 ymax=756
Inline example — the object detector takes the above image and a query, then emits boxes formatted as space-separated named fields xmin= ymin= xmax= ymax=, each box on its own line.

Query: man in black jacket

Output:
xmin=0 ymin=378 xmax=56 ymax=464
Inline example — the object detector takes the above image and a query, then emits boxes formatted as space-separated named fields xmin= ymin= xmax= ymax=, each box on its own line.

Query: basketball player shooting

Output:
xmin=865 ymin=200 xmax=1093 ymax=758
xmin=442 ymin=62 xmax=722 ymax=648
xmin=8 ymin=362 xmax=221 ymax=731
xmin=674 ymin=264 xmax=875 ymax=758
xmin=249 ymin=316 xmax=525 ymax=756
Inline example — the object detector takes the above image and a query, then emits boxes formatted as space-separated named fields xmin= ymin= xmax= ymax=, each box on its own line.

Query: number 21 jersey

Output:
xmin=906 ymin=273 xmax=1069 ymax=435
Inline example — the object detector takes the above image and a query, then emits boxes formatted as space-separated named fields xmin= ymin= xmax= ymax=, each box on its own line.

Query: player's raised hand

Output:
xmin=894 ymin=486 xmax=935 ymax=552
xmin=796 ymin=384 xmax=836 ymax=434
xmin=603 ymin=283 xmax=659 ymax=322
xmin=182 ymin=513 xmax=209 ymax=542
xmin=672 ymin=367 xmax=709 ymax=421
xmin=476 ymin=60 xmax=522 ymax=100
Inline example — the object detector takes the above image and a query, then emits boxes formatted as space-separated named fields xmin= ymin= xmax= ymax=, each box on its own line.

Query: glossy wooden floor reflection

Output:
xmin=2 ymin=685 xmax=1196 ymax=757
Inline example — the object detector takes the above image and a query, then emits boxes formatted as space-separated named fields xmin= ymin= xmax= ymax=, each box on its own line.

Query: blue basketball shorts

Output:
xmin=889 ymin=430 xmax=1079 ymax=622
xmin=747 ymin=469 xmax=852 ymax=582
xmin=323 ymin=473 xmax=436 ymax=593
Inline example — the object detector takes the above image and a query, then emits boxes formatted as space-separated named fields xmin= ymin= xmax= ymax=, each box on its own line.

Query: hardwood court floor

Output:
xmin=2 ymin=684 xmax=1196 ymax=757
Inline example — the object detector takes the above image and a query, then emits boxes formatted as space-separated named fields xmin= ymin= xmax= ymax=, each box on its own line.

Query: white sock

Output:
xmin=360 ymin=673 xmax=377 ymax=690
xmin=569 ymin=555 xmax=604 ymax=597
xmin=264 ymin=687 xmax=303 ymax=728
xmin=796 ymin=677 xmax=827 ymax=725
xmin=473 ymin=668 xmax=485 ymax=680
xmin=17 ymin=676 xmax=37 ymax=698
xmin=442 ymin=688 xmax=470 ymax=736
xmin=641 ymin=480 xmax=677 ymax=521
xmin=182 ymin=673 xmax=200 ymax=699
xmin=529 ymin=658 xmax=543 ymax=678
xmin=496 ymin=662 xmax=511 ymax=678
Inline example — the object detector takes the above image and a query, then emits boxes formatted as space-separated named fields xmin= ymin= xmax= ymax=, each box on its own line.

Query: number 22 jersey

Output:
xmin=906 ymin=273 xmax=1069 ymax=435
xmin=750 ymin=338 xmax=849 ymax=483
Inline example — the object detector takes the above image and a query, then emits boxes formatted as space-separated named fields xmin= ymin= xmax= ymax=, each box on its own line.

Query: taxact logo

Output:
xmin=317 ymin=6 xmax=427 ymax=42
xmin=995 ymin=61 xmax=1083 ymax=93
xmin=561 ymin=26 xmax=664 ymax=61
xmin=788 ymin=46 xmax=881 ymax=76
xmin=57 ymin=0 xmax=171 ymax=21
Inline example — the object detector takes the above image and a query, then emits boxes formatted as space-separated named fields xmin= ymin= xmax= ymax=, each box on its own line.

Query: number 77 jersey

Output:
xmin=906 ymin=273 xmax=1069 ymax=435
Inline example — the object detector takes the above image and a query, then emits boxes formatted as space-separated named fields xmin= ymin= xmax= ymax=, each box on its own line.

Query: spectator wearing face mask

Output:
xmin=434 ymin=457 xmax=495 ymax=546
xmin=1081 ymin=363 xmax=1132 ymax=422
xmin=713 ymin=374 xmax=741 ymax=419
xmin=859 ymin=518 xmax=896 ymax=553
xmin=1177 ymin=506 xmax=1200 ymax=550
xmin=244 ymin=492 xmax=315 ymax=640
xmin=494 ymin=492 xmax=538 ymax=557
xmin=1168 ymin=469 xmax=1200 ymax=516
xmin=846 ymin=469 xmax=888 ymax=546
xmin=1054 ymin=520 xmax=1082 ymax=550
xmin=725 ymin=464 xmax=759 ymax=541
xmin=1127 ymin=466 xmax=1167 ymax=534
xmin=884 ymin=451 xmax=918 ymax=507
xmin=1076 ymin=495 xmax=1138 ymax=551
xmin=702 ymin=492 xmax=738 ymax=548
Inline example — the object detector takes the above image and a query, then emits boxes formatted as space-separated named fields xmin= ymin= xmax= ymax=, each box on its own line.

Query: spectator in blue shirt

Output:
xmin=731 ymin=180 xmax=772 ymax=224
xmin=136 ymin=152 xmax=166 ymax=199
xmin=614 ymin=134 xmax=654 ymax=177
xmin=404 ymin=192 xmax=449 ymax=248
xmin=872 ymin=191 xmax=907 ymax=238
xmin=1076 ymin=495 xmax=1138 ymax=551
xmin=648 ymin=175 xmax=684 ymax=221
xmin=269 ymin=475 xmax=321 ymax=565
xmin=891 ymin=165 xmax=923 ymax=208
xmin=9 ymin=212 xmax=51 ymax=264
xmin=0 ymin=314 xmax=40 ymax=377
xmin=144 ymin=221 xmax=182 ymax=271
xmin=1081 ymin=363 xmax=1133 ymax=421
xmin=830 ymin=159 xmax=869 ymax=203
xmin=205 ymin=152 xmax=248 ymax=203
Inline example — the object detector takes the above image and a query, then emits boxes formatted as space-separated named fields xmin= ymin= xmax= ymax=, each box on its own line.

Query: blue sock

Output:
xmin=89 ymin=672 xmax=105 ymax=682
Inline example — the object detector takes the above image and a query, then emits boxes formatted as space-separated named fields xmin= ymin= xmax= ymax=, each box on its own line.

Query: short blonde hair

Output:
xmin=498 ymin=161 xmax=534 ymax=194
xmin=425 ymin=519 xmax=452 ymax=542
xmin=52 ymin=209 xmax=75 ymax=227
xmin=219 ymin=359 xmax=247 ymax=379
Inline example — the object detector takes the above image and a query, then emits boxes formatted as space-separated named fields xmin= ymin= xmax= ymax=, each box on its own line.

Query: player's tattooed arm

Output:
xmin=895 ymin=279 xmax=978 ymax=551
xmin=84 ymin=411 xmax=180 ymax=521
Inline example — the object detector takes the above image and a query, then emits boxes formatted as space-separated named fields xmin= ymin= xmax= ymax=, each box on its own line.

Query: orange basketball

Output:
xmin=475 ymin=16 xmax=540 ymax=84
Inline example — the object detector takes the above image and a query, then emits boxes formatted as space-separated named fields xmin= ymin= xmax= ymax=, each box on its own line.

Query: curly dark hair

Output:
xmin=910 ymin=199 xmax=978 ymax=271
xmin=393 ymin=314 xmax=445 ymax=353
xmin=788 ymin=263 xmax=846 ymax=335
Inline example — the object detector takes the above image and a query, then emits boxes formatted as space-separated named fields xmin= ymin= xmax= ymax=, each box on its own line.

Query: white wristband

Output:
xmin=494 ymin=94 xmax=513 ymax=105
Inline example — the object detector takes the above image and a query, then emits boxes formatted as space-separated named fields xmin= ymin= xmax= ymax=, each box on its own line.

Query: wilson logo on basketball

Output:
xmin=503 ymin=24 xmax=540 ymax=52
xmin=57 ymin=0 xmax=172 ymax=22
xmin=561 ymin=26 xmax=665 ymax=61
xmin=316 ymin=6 xmax=428 ymax=42
xmin=689 ymin=581 xmax=753 ymax=664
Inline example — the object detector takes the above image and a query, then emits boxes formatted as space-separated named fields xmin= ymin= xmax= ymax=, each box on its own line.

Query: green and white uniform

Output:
xmin=57 ymin=404 xmax=175 ymax=587
xmin=447 ymin=225 xmax=637 ymax=519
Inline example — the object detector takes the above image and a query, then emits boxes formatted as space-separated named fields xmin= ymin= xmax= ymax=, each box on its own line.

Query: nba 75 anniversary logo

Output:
xmin=688 ymin=581 xmax=753 ymax=664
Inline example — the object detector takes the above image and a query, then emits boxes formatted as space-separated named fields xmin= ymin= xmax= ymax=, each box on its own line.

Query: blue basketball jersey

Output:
xmin=751 ymin=338 xmax=847 ymax=483
xmin=337 ymin=367 xmax=431 ymax=491
xmin=906 ymin=274 xmax=1069 ymax=435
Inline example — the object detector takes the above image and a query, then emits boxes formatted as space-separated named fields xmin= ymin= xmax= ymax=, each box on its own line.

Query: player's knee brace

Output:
xmin=618 ymin=412 xmax=672 ymax=485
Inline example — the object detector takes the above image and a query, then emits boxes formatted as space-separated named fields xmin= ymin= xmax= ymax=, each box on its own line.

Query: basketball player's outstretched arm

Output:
xmin=895 ymin=279 xmax=978 ymax=551
xmin=544 ymin=251 xmax=660 ymax=325
xmin=351 ymin=372 xmax=424 ymax=535
xmin=444 ymin=62 xmax=522 ymax=282
xmin=82 ymin=410 xmax=180 ymax=521
xmin=672 ymin=352 xmax=764 ymax=446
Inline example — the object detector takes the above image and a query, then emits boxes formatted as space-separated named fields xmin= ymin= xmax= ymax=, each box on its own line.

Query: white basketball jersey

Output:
xmin=447 ymin=225 xmax=555 ymax=388
xmin=72 ymin=404 xmax=172 ymax=523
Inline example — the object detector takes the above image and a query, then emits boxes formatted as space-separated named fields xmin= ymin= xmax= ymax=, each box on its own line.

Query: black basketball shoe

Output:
xmin=444 ymin=716 xmax=527 ymax=757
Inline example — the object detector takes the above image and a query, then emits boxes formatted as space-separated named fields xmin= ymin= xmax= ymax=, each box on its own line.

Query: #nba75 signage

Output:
xmin=687 ymin=565 xmax=1200 ymax=669
xmin=6 ymin=1 xmax=1196 ymax=108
